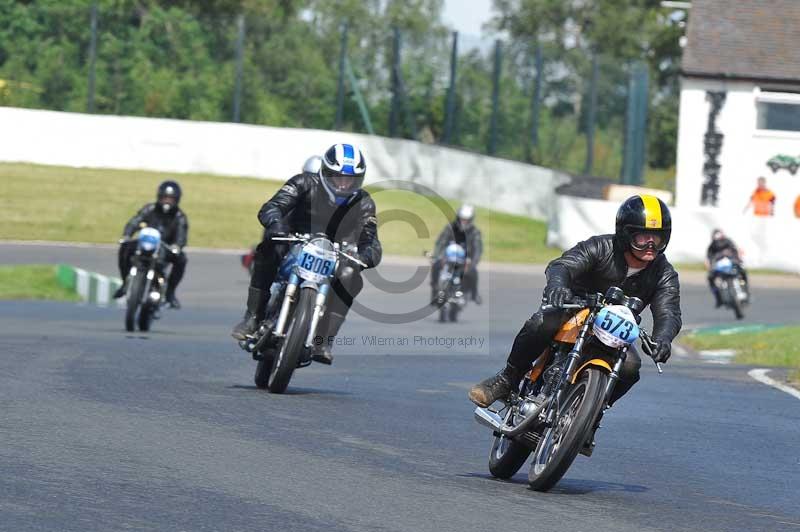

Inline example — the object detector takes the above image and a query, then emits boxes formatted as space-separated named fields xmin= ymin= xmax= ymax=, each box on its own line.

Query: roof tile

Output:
xmin=682 ymin=0 xmax=800 ymax=81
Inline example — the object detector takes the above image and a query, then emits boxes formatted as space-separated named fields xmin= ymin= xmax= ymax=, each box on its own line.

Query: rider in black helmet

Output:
xmin=113 ymin=180 xmax=189 ymax=308
xmin=468 ymin=195 xmax=682 ymax=416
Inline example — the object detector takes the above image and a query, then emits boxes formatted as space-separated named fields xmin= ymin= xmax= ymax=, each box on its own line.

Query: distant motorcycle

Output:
xmin=473 ymin=286 xmax=663 ymax=491
xmin=238 ymin=233 xmax=365 ymax=393
xmin=711 ymin=256 xmax=749 ymax=320
xmin=123 ymin=227 xmax=177 ymax=332
xmin=432 ymin=242 xmax=468 ymax=323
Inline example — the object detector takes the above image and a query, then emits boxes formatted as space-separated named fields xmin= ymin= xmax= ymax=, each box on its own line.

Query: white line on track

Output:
xmin=748 ymin=368 xmax=800 ymax=401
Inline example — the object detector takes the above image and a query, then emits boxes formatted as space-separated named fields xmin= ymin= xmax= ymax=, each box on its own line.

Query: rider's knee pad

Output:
xmin=337 ymin=266 xmax=363 ymax=293
xmin=619 ymin=351 xmax=642 ymax=384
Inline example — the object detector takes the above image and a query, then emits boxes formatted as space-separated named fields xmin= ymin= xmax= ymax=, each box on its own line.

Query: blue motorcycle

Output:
xmin=239 ymin=233 xmax=365 ymax=393
xmin=433 ymin=242 xmax=468 ymax=323
xmin=711 ymin=256 xmax=749 ymax=320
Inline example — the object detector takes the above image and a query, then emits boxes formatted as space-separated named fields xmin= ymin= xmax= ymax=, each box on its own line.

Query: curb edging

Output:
xmin=56 ymin=264 xmax=123 ymax=307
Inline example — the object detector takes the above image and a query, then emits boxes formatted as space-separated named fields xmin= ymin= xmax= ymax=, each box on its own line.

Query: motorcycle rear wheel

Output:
xmin=489 ymin=434 xmax=531 ymax=479
xmin=527 ymin=368 xmax=607 ymax=492
xmin=138 ymin=303 xmax=153 ymax=331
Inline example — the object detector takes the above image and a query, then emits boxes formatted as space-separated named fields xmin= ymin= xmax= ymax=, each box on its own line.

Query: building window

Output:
xmin=756 ymin=91 xmax=800 ymax=132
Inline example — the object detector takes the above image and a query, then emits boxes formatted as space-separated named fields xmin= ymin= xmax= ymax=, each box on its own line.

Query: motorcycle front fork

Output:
xmin=304 ymin=284 xmax=330 ymax=348
xmin=544 ymin=317 xmax=625 ymax=427
xmin=272 ymin=274 xmax=330 ymax=349
xmin=274 ymin=273 xmax=299 ymax=337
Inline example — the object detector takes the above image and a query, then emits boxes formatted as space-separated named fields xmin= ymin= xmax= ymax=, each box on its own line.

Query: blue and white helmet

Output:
xmin=320 ymin=143 xmax=366 ymax=205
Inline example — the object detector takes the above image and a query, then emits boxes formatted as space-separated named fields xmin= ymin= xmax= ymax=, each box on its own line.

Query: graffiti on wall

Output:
xmin=701 ymin=91 xmax=726 ymax=206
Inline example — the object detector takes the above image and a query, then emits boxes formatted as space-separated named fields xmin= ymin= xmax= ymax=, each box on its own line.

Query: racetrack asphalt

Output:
xmin=1 ymin=242 xmax=799 ymax=532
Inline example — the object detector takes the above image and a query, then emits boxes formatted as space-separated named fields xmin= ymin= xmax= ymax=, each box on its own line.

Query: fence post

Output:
xmin=442 ymin=31 xmax=458 ymax=144
xmin=232 ymin=13 xmax=245 ymax=123
xmin=622 ymin=62 xmax=649 ymax=185
xmin=87 ymin=2 xmax=98 ymax=113
xmin=334 ymin=23 xmax=348 ymax=129
xmin=634 ymin=64 xmax=649 ymax=185
xmin=583 ymin=50 xmax=599 ymax=176
xmin=528 ymin=42 xmax=543 ymax=161
xmin=389 ymin=27 xmax=401 ymax=137
xmin=488 ymin=39 xmax=502 ymax=155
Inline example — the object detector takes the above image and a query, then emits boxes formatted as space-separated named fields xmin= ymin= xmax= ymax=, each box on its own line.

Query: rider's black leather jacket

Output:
xmin=433 ymin=221 xmax=483 ymax=263
xmin=706 ymin=237 xmax=740 ymax=264
xmin=544 ymin=234 xmax=682 ymax=344
xmin=258 ymin=173 xmax=382 ymax=269
xmin=123 ymin=204 xmax=189 ymax=248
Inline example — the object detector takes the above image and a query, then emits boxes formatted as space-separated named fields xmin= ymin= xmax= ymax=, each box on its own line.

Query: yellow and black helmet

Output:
xmin=615 ymin=195 xmax=672 ymax=253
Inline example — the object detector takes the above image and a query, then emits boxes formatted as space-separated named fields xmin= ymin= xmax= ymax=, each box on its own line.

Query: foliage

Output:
xmin=0 ymin=0 xmax=683 ymax=181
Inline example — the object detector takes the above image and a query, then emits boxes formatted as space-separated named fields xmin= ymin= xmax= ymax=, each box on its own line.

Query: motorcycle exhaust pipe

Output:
xmin=474 ymin=407 xmax=503 ymax=432
xmin=473 ymin=398 xmax=551 ymax=437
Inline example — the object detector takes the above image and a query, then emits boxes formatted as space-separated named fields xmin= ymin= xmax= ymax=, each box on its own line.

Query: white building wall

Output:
xmin=0 ymin=107 xmax=570 ymax=221
xmin=675 ymin=78 xmax=800 ymax=216
xmin=548 ymin=195 xmax=800 ymax=272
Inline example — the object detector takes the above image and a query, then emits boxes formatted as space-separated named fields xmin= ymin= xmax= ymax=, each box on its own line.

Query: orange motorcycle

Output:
xmin=474 ymin=286 xmax=662 ymax=491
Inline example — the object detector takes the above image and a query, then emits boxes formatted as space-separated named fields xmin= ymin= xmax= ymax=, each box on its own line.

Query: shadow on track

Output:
xmin=545 ymin=478 xmax=649 ymax=495
xmin=461 ymin=473 xmax=648 ymax=495
xmin=228 ymin=384 xmax=353 ymax=397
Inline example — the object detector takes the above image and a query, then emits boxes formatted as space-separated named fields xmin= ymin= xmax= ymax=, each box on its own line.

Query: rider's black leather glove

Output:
xmin=651 ymin=339 xmax=672 ymax=363
xmin=267 ymin=224 xmax=289 ymax=239
xmin=546 ymin=286 xmax=573 ymax=308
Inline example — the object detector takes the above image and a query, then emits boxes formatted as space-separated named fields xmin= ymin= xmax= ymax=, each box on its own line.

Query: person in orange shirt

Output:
xmin=743 ymin=177 xmax=775 ymax=216
xmin=794 ymin=194 xmax=800 ymax=218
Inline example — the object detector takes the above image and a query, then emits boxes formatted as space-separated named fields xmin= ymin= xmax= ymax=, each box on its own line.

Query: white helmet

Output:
xmin=457 ymin=204 xmax=475 ymax=228
xmin=302 ymin=155 xmax=322 ymax=175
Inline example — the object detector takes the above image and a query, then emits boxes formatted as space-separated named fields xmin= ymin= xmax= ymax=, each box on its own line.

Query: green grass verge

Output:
xmin=0 ymin=162 xmax=560 ymax=263
xmin=681 ymin=327 xmax=800 ymax=383
xmin=0 ymin=264 xmax=80 ymax=301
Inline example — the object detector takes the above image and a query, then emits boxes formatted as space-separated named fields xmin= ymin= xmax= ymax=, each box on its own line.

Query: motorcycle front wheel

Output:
xmin=728 ymin=281 xmax=744 ymax=320
xmin=448 ymin=304 xmax=459 ymax=322
xmin=266 ymin=287 xmax=316 ymax=394
xmin=124 ymin=273 xmax=146 ymax=332
xmin=527 ymin=368 xmax=607 ymax=491
xmin=254 ymin=348 xmax=276 ymax=389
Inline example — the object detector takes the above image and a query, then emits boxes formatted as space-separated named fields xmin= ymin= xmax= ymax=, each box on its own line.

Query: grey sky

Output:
xmin=442 ymin=0 xmax=494 ymax=37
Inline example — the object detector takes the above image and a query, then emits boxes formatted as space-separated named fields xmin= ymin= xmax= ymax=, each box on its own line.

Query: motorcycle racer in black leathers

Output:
xmin=231 ymin=143 xmax=382 ymax=365
xmin=469 ymin=195 xmax=682 ymax=409
xmin=113 ymin=180 xmax=188 ymax=308
xmin=431 ymin=204 xmax=483 ymax=305
xmin=706 ymin=228 xmax=748 ymax=308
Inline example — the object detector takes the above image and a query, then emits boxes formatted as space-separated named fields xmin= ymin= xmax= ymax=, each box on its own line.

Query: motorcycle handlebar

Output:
xmin=272 ymin=233 xmax=368 ymax=268
xmin=540 ymin=303 xmax=586 ymax=311
xmin=540 ymin=297 xmax=664 ymax=373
